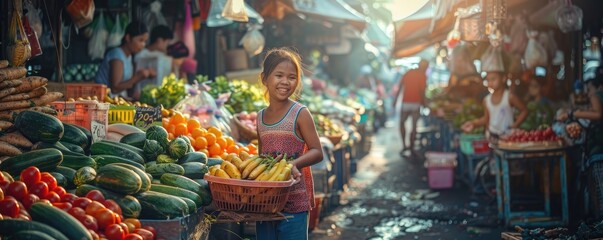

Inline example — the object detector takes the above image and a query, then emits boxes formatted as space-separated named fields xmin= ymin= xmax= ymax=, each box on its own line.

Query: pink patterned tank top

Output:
xmin=257 ymin=102 xmax=315 ymax=213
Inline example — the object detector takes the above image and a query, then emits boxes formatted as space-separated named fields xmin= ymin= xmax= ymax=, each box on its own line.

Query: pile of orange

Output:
xmin=162 ymin=111 xmax=258 ymax=159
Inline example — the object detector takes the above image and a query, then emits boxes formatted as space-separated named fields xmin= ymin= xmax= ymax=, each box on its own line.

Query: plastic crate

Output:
xmin=51 ymin=100 xmax=109 ymax=143
xmin=424 ymin=152 xmax=457 ymax=189
xmin=108 ymin=105 xmax=135 ymax=124
xmin=139 ymin=207 xmax=210 ymax=240
xmin=460 ymin=133 xmax=490 ymax=155
xmin=65 ymin=83 xmax=107 ymax=102
xmin=205 ymin=175 xmax=295 ymax=213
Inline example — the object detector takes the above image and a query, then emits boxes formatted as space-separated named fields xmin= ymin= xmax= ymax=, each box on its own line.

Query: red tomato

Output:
xmin=0 ymin=198 xmax=20 ymax=217
xmin=94 ymin=208 xmax=116 ymax=230
xmin=29 ymin=181 xmax=49 ymax=198
xmin=118 ymin=223 xmax=129 ymax=234
xmin=133 ymin=228 xmax=154 ymax=240
xmin=21 ymin=193 xmax=40 ymax=209
xmin=61 ymin=193 xmax=78 ymax=203
xmin=124 ymin=233 xmax=143 ymax=240
xmin=103 ymin=199 xmax=122 ymax=216
xmin=105 ymin=223 xmax=126 ymax=240
xmin=40 ymin=173 xmax=57 ymax=191
xmin=85 ymin=201 xmax=106 ymax=216
xmin=123 ymin=218 xmax=141 ymax=229
xmin=73 ymin=197 xmax=93 ymax=209
xmin=123 ymin=223 xmax=136 ymax=234
xmin=114 ymin=212 xmax=123 ymax=224
xmin=20 ymin=166 xmax=41 ymax=186
xmin=36 ymin=199 xmax=52 ymax=206
xmin=7 ymin=181 xmax=28 ymax=200
xmin=52 ymin=202 xmax=73 ymax=211
xmin=89 ymin=230 xmax=100 ymax=240
xmin=142 ymin=226 xmax=156 ymax=238
xmin=16 ymin=212 xmax=31 ymax=220
xmin=0 ymin=180 xmax=10 ymax=192
xmin=53 ymin=186 xmax=67 ymax=197
xmin=86 ymin=190 xmax=105 ymax=202
xmin=44 ymin=191 xmax=61 ymax=203
xmin=68 ymin=207 xmax=87 ymax=222
xmin=82 ymin=214 xmax=99 ymax=231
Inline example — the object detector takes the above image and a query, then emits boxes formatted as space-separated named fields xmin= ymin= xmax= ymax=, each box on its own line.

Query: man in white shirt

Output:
xmin=133 ymin=25 xmax=173 ymax=99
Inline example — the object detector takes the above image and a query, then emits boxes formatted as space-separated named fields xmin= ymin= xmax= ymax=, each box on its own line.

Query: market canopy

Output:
xmin=256 ymin=0 xmax=367 ymax=30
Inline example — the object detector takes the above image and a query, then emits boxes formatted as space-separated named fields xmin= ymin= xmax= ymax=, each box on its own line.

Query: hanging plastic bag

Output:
xmin=107 ymin=14 xmax=124 ymax=48
xmin=481 ymin=45 xmax=505 ymax=72
xmin=222 ymin=0 xmax=248 ymax=22
xmin=449 ymin=43 xmax=478 ymax=77
xmin=24 ymin=0 xmax=42 ymax=37
xmin=8 ymin=4 xmax=31 ymax=67
xmin=22 ymin=13 xmax=42 ymax=57
xmin=446 ymin=14 xmax=461 ymax=49
xmin=556 ymin=1 xmax=582 ymax=33
xmin=141 ymin=1 xmax=167 ymax=31
xmin=207 ymin=0 xmax=232 ymax=27
xmin=88 ymin=12 xmax=108 ymax=60
xmin=524 ymin=31 xmax=548 ymax=69
xmin=239 ymin=24 xmax=264 ymax=56
xmin=508 ymin=16 xmax=528 ymax=55
xmin=66 ymin=0 xmax=95 ymax=29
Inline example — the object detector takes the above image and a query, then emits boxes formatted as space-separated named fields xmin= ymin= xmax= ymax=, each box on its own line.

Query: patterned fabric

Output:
xmin=258 ymin=102 xmax=315 ymax=213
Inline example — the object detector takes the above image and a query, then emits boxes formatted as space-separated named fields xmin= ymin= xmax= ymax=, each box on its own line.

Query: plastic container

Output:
xmin=204 ymin=175 xmax=296 ymax=213
xmin=108 ymin=105 xmax=135 ymax=124
xmin=139 ymin=207 xmax=210 ymax=240
xmin=424 ymin=152 xmax=457 ymax=189
xmin=51 ymin=100 xmax=109 ymax=143
xmin=459 ymin=133 xmax=490 ymax=155
xmin=65 ymin=83 xmax=107 ymax=101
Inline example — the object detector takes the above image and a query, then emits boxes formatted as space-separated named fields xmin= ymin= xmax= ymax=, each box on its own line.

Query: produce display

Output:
xmin=206 ymin=76 xmax=266 ymax=114
xmin=208 ymin=155 xmax=293 ymax=181
xmin=498 ymin=127 xmax=563 ymax=149
xmin=520 ymin=101 xmax=554 ymax=130
xmin=140 ymin=74 xmax=187 ymax=109
xmin=314 ymin=114 xmax=343 ymax=137
xmin=452 ymin=98 xmax=485 ymax=134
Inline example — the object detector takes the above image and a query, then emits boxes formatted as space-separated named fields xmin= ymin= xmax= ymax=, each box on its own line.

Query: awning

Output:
xmin=256 ymin=0 xmax=367 ymax=30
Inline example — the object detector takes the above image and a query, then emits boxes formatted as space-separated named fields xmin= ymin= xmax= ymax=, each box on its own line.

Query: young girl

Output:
xmin=461 ymin=71 xmax=528 ymax=142
xmin=95 ymin=21 xmax=156 ymax=98
xmin=255 ymin=48 xmax=324 ymax=239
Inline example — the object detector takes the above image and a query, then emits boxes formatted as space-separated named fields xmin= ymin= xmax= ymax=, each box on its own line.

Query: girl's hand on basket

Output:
xmin=291 ymin=165 xmax=302 ymax=181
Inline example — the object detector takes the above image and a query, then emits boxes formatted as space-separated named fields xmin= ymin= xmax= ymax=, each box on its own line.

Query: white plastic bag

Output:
xmin=449 ymin=43 xmax=478 ymax=77
xmin=481 ymin=45 xmax=505 ymax=72
xmin=556 ymin=2 xmax=582 ymax=33
xmin=222 ymin=0 xmax=248 ymax=22
xmin=88 ymin=12 xmax=108 ymax=60
xmin=141 ymin=1 xmax=167 ymax=31
xmin=106 ymin=14 xmax=124 ymax=48
xmin=25 ymin=1 xmax=42 ymax=38
xmin=207 ymin=0 xmax=232 ymax=27
xmin=239 ymin=24 xmax=264 ymax=56
xmin=524 ymin=31 xmax=548 ymax=69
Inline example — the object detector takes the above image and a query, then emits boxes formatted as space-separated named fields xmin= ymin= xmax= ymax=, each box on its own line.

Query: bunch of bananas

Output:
xmin=209 ymin=154 xmax=293 ymax=181
xmin=105 ymin=95 xmax=152 ymax=107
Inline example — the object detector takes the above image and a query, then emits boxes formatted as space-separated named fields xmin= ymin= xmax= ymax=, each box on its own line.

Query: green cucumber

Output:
xmin=28 ymin=203 xmax=92 ymax=240
xmin=160 ymin=173 xmax=211 ymax=206
xmin=90 ymin=141 xmax=145 ymax=164
xmin=192 ymin=178 xmax=210 ymax=192
xmin=111 ymin=163 xmax=151 ymax=193
xmin=60 ymin=154 xmax=96 ymax=170
xmin=135 ymin=191 xmax=188 ymax=219
xmin=32 ymin=141 xmax=84 ymax=157
xmin=95 ymin=164 xmax=142 ymax=195
xmin=207 ymin=158 xmax=224 ymax=167
xmin=93 ymin=155 xmax=144 ymax=170
xmin=49 ymin=172 xmax=68 ymax=188
xmin=145 ymin=163 xmax=185 ymax=178
xmin=75 ymin=184 xmax=141 ymax=218
xmin=7 ymin=230 xmax=56 ymax=240
xmin=178 ymin=196 xmax=197 ymax=213
xmin=119 ymin=132 xmax=147 ymax=149
xmin=59 ymin=141 xmax=86 ymax=155
xmin=14 ymin=111 xmax=64 ymax=143
xmin=149 ymin=184 xmax=203 ymax=207
xmin=61 ymin=123 xmax=88 ymax=150
xmin=178 ymin=151 xmax=208 ymax=164
xmin=53 ymin=166 xmax=76 ymax=189
xmin=70 ymin=124 xmax=92 ymax=154
xmin=181 ymin=162 xmax=208 ymax=179
xmin=0 ymin=149 xmax=63 ymax=176
xmin=0 ymin=219 xmax=69 ymax=240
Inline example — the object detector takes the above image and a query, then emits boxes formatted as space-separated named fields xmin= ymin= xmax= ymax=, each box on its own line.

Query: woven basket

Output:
xmin=8 ymin=0 xmax=31 ymax=67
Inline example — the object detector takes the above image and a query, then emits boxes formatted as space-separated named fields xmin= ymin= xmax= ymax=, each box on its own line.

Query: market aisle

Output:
xmin=308 ymin=115 xmax=504 ymax=240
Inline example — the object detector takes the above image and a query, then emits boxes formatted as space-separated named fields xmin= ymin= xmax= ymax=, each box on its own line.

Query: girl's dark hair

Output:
xmin=260 ymin=47 xmax=303 ymax=101
xmin=121 ymin=21 xmax=148 ymax=45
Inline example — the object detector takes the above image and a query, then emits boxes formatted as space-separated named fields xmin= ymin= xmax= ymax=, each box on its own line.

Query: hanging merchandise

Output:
xmin=481 ymin=45 xmax=505 ymax=72
xmin=66 ymin=0 xmax=95 ymax=29
xmin=141 ymin=1 xmax=168 ymax=31
xmin=88 ymin=12 xmax=109 ymax=60
xmin=507 ymin=16 xmax=528 ymax=55
xmin=22 ymin=13 xmax=42 ymax=57
xmin=222 ymin=0 xmax=248 ymax=22
xmin=107 ymin=14 xmax=125 ymax=48
xmin=524 ymin=31 xmax=548 ymax=69
xmin=8 ymin=0 xmax=31 ymax=67
xmin=199 ymin=0 xmax=211 ymax=21
xmin=449 ymin=43 xmax=478 ymax=77
xmin=207 ymin=0 xmax=232 ymax=27
xmin=446 ymin=13 xmax=462 ymax=49
xmin=24 ymin=0 xmax=42 ymax=37
xmin=556 ymin=0 xmax=582 ymax=33
xmin=484 ymin=0 xmax=507 ymax=22
xmin=529 ymin=0 xmax=563 ymax=28
xmin=239 ymin=24 xmax=265 ymax=56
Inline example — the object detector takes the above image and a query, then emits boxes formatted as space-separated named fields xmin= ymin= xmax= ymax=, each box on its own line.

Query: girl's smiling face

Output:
xmin=263 ymin=60 xmax=299 ymax=102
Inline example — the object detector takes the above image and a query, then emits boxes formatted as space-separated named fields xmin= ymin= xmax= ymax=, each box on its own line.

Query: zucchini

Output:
xmin=0 ymin=219 xmax=69 ymax=240
xmin=7 ymin=230 xmax=55 ymax=240
xmin=53 ymin=166 xmax=76 ymax=189
xmin=0 ymin=149 xmax=63 ymax=176
xmin=90 ymin=141 xmax=145 ymax=164
xmin=93 ymin=155 xmax=144 ymax=170
xmin=61 ymin=123 xmax=88 ymax=150
xmin=29 ymin=203 xmax=92 ymax=240
xmin=149 ymin=184 xmax=203 ymax=207
xmin=73 ymin=166 xmax=96 ymax=186
xmin=95 ymin=164 xmax=142 ymax=195
xmin=14 ymin=110 xmax=64 ymax=143
xmin=178 ymin=151 xmax=208 ymax=164
xmin=49 ymin=172 xmax=68 ymax=188
xmin=70 ymin=124 xmax=92 ymax=154
xmin=181 ymin=162 xmax=208 ymax=179
xmin=60 ymin=154 xmax=96 ymax=170
xmin=136 ymin=191 xmax=188 ymax=219
xmin=178 ymin=196 xmax=197 ymax=213
xmin=160 ymin=173 xmax=211 ymax=206
xmin=75 ymin=184 xmax=141 ymax=218
xmin=99 ymin=140 xmax=146 ymax=160
xmin=111 ymin=163 xmax=151 ymax=193
xmin=32 ymin=141 xmax=85 ymax=157
xmin=145 ymin=163 xmax=185 ymax=178
xmin=59 ymin=141 xmax=86 ymax=155
xmin=192 ymin=178 xmax=210 ymax=192
xmin=207 ymin=158 xmax=224 ymax=167
xmin=119 ymin=132 xmax=147 ymax=149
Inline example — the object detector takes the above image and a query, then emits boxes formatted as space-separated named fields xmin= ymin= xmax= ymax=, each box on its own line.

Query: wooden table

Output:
xmin=492 ymin=145 xmax=569 ymax=227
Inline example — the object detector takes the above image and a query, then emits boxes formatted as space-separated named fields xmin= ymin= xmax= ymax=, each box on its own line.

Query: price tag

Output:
xmin=134 ymin=106 xmax=162 ymax=130
xmin=90 ymin=120 xmax=106 ymax=142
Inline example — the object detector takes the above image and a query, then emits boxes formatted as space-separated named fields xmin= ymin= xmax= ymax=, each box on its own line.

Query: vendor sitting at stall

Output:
xmin=95 ymin=21 xmax=156 ymax=98
xmin=133 ymin=25 xmax=173 ymax=99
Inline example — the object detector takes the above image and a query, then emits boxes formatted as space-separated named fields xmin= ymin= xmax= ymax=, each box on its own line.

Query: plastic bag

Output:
xmin=25 ymin=1 xmax=42 ymax=37
xmin=449 ymin=43 xmax=478 ymax=77
xmin=556 ymin=2 xmax=582 ymax=33
xmin=8 ymin=6 xmax=31 ymax=67
xmin=207 ymin=0 xmax=232 ymax=27
xmin=66 ymin=0 xmax=95 ymax=29
xmin=239 ymin=24 xmax=264 ymax=56
xmin=173 ymin=84 xmax=220 ymax=129
xmin=508 ymin=16 xmax=528 ymax=55
xmin=141 ymin=1 xmax=168 ymax=31
xmin=481 ymin=45 xmax=505 ymax=72
xmin=106 ymin=14 xmax=124 ymax=47
xmin=88 ymin=12 xmax=108 ymax=60
xmin=524 ymin=31 xmax=548 ymax=69
xmin=222 ymin=0 xmax=248 ymax=22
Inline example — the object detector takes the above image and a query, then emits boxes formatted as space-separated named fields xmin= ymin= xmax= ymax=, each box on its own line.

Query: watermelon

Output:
xmin=167 ymin=138 xmax=188 ymax=160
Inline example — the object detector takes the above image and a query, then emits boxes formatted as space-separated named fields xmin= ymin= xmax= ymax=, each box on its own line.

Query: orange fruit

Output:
xmin=174 ymin=123 xmax=188 ymax=137
xmin=162 ymin=118 xmax=170 ymax=129
xmin=188 ymin=137 xmax=196 ymax=148
xmin=208 ymin=143 xmax=222 ymax=156
xmin=187 ymin=119 xmax=201 ymax=133
xmin=191 ymin=128 xmax=205 ymax=138
xmin=168 ymin=132 xmax=175 ymax=140
xmin=224 ymin=136 xmax=235 ymax=147
xmin=200 ymin=149 xmax=209 ymax=156
xmin=204 ymin=133 xmax=217 ymax=146
xmin=166 ymin=124 xmax=176 ymax=135
xmin=239 ymin=146 xmax=250 ymax=154
xmin=226 ymin=144 xmax=240 ymax=154
xmin=247 ymin=143 xmax=257 ymax=153
xmin=171 ymin=112 xmax=186 ymax=125
xmin=207 ymin=126 xmax=222 ymax=138
xmin=216 ymin=137 xmax=227 ymax=150
xmin=220 ymin=152 xmax=229 ymax=160
xmin=194 ymin=136 xmax=208 ymax=150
